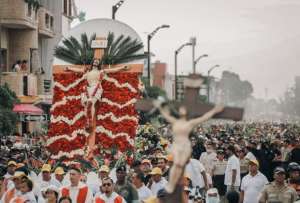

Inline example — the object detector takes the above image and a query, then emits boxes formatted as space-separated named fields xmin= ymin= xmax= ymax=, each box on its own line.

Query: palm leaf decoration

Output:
xmin=54 ymin=32 xmax=146 ymax=65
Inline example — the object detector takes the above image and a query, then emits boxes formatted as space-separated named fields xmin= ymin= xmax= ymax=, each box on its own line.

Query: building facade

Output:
xmin=0 ymin=0 xmax=76 ymax=134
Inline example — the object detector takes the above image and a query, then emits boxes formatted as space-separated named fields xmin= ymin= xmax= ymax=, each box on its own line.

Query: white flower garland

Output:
xmin=50 ymin=111 xmax=85 ymax=125
xmin=54 ymin=75 xmax=86 ymax=92
xmin=51 ymin=148 xmax=85 ymax=159
xmin=97 ymin=112 xmax=138 ymax=123
xmin=104 ymin=75 xmax=137 ymax=93
xmin=46 ymin=129 xmax=89 ymax=146
xmin=96 ymin=126 xmax=134 ymax=146
xmin=101 ymin=98 xmax=137 ymax=109
xmin=50 ymin=95 xmax=82 ymax=111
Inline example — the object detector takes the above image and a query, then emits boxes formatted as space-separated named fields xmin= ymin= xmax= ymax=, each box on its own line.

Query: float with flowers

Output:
xmin=46 ymin=30 xmax=146 ymax=164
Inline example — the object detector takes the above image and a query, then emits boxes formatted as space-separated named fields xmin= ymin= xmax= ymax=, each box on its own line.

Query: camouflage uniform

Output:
xmin=259 ymin=182 xmax=298 ymax=203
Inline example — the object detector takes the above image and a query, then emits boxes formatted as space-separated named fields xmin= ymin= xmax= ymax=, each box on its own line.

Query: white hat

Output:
xmin=45 ymin=185 xmax=59 ymax=194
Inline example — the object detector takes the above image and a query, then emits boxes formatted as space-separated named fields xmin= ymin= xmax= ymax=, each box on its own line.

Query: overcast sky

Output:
xmin=74 ymin=0 xmax=300 ymax=99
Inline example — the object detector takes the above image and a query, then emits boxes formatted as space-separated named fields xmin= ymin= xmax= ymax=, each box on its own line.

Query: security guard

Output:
xmin=287 ymin=162 xmax=300 ymax=196
xmin=259 ymin=167 xmax=298 ymax=203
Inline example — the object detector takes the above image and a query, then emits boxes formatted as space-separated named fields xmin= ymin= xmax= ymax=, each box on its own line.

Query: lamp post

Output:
xmin=112 ymin=0 xmax=125 ymax=20
xmin=147 ymin=24 xmax=170 ymax=86
xmin=190 ymin=37 xmax=197 ymax=73
xmin=194 ymin=54 xmax=208 ymax=72
xmin=207 ymin=64 xmax=220 ymax=103
xmin=174 ymin=42 xmax=192 ymax=100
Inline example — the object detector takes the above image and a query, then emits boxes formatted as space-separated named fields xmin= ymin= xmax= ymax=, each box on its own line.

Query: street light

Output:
xmin=112 ymin=0 xmax=125 ymax=20
xmin=147 ymin=24 xmax=170 ymax=86
xmin=207 ymin=64 xmax=220 ymax=103
xmin=194 ymin=54 xmax=208 ymax=71
xmin=174 ymin=42 xmax=192 ymax=100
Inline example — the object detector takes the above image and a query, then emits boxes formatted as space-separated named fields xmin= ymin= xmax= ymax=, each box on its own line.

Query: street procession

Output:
xmin=0 ymin=0 xmax=300 ymax=203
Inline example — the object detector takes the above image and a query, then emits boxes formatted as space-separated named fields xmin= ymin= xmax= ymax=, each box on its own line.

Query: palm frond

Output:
xmin=54 ymin=32 xmax=146 ymax=65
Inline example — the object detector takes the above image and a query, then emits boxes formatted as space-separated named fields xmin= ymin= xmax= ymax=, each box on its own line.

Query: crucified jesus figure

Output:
xmin=153 ymin=101 xmax=224 ymax=193
xmin=66 ymin=59 xmax=130 ymax=155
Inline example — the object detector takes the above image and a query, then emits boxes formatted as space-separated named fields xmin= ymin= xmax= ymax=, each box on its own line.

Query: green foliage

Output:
xmin=146 ymin=86 xmax=167 ymax=99
xmin=54 ymin=32 xmax=147 ymax=65
xmin=0 ymin=83 xmax=19 ymax=136
xmin=218 ymin=71 xmax=253 ymax=106
xmin=78 ymin=11 xmax=86 ymax=22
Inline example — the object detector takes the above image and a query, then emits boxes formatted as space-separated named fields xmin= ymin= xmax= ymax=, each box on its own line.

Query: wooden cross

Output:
xmin=136 ymin=73 xmax=243 ymax=203
xmin=136 ymin=73 xmax=244 ymax=121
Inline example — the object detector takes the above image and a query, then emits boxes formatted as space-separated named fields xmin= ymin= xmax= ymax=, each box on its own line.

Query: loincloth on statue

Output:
xmin=170 ymin=137 xmax=192 ymax=167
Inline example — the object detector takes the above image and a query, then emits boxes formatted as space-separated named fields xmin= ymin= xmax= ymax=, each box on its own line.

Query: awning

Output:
xmin=18 ymin=96 xmax=41 ymax=104
xmin=13 ymin=104 xmax=44 ymax=115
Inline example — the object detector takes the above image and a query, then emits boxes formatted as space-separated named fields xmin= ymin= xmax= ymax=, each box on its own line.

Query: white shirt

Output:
xmin=94 ymin=192 xmax=127 ymax=203
xmin=224 ymin=155 xmax=241 ymax=186
xmin=241 ymin=172 xmax=268 ymax=203
xmin=17 ymin=191 xmax=37 ymax=203
xmin=185 ymin=159 xmax=206 ymax=188
xmin=200 ymin=152 xmax=217 ymax=175
xmin=60 ymin=182 xmax=93 ymax=203
xmin=39 ymin=178 xmax=61 ymax=189
xmin=4 ymin=173 xmax=15 ymax=190
xmin=137 ymin=184 xmax=153 ymax=201
xmin=151 ymin=178 xmax=167 ymax=196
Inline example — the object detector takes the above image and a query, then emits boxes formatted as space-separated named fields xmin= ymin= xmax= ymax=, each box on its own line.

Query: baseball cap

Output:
xmin=99 ymin=165 xmax=110 ymax=173
xmin=41 ymin=164 xmax=51 ymax=173
xmin=274 ymin=167 xmax=286 ymax=174
xmin=12 ymin=171 xmax=26 ymax=179
xmin=54 ymin=167 xmax=65 ymax=175
xmin=116 ymin=165 xmax=127 ymax=173
xmin=7 ymin=161 xmax=17 ymax=167
xmin=150 ymin=167 xmax=162 ymax=175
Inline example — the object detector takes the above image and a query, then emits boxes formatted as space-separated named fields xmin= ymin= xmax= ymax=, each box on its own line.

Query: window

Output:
xmin=68 ymin=0 xmax=72 ymax=16
xmin=27 ymin=4 xmax=32 ymax=17
xmin=63 ymin=0 xmax=68 ymax=15
xmin=50 ymin=16 xmax=54 ymax=29
xmin=0 ymin=49 xmax=7 ymax=72
xmin=45 ymin=14 xmax=49 ymax=28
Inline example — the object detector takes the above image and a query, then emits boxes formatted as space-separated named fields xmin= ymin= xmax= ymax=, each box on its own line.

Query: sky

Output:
xmin=74 ymin=0 xmax=300 ymax=99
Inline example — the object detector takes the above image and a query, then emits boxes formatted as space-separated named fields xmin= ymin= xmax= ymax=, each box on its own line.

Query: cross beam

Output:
xmin=136 ymin=74 xmax=244 ymax=121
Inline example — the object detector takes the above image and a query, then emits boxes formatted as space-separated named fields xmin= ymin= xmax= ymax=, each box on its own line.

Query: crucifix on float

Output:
xmin=135 ymin=73 xmax=244 ymax=202
xmin=59 ymin=37 xmax=132 ymax=158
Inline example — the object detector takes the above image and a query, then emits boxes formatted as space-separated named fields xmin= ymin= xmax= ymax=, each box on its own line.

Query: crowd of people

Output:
xmin=0 ymin=122 xmax=300 ymax=203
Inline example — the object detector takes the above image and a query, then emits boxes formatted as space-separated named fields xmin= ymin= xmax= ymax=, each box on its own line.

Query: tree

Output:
xmin=77 ymin=11 xmax=86 ymax=22
xmin=0 ymin=83 xmax=19 ymax=136
xmin=54 ymin=32 xmax=147 ymax=65
xmin=217 ymin=71 xmax=253 ymax=106
xmin=278 ymin=86 xmax=297 ymax=118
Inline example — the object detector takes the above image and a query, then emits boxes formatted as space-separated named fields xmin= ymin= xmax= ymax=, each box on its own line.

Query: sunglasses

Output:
xmin=102 ymin=183 xmax=112 ymax=187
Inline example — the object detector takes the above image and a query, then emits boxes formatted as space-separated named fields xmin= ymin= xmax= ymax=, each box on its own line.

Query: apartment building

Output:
xmin=0 ymin=0 xmax=76 ymax=134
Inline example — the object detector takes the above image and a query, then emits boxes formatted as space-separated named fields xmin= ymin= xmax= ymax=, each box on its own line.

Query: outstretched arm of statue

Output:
xmin=153 ymin=101 xmax=176 ymax=124
xmin=103 ymin=65 xmax=130 ymax=73
xmin=65 ymin=66 xmax=85 ymax=73
xmin=189 ymin=105 xmax=224 ymax=127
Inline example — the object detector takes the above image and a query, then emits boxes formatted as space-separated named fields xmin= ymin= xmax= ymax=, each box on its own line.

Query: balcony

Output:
xmin=0 ymin=72 xmax=38 ymax=96
xmin=0 ymin=0 xmax=38 ymax=29
xmin=38 ymin=7 xmax=55 ymax=38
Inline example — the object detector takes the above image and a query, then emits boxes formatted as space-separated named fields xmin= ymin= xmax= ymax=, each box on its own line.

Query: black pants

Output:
xmin=213 ymin=175 xmax=226 ymax=196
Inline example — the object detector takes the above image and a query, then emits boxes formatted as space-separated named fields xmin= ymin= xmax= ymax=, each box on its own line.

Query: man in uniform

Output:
xmin=259 ymin=167 xmax=298 ymax=203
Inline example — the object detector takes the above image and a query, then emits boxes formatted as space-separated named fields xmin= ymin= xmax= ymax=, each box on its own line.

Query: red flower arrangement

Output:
xmin=47 ymin=72 xmax=141 ymax=162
